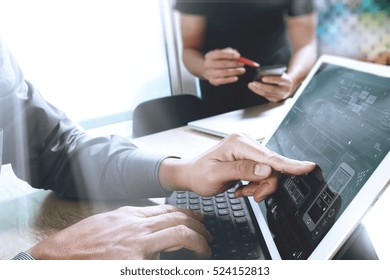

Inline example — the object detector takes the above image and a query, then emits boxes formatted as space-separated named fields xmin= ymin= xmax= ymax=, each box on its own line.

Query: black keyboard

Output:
xmin=164 ymin=183 xmax=267 ymax=260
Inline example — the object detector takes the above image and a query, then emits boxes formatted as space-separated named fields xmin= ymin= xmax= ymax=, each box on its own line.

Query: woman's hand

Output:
xmin=248 ymin=73 xmax=296 ymax=102
xmin=203 ymin=48 xmax=246 ymax=86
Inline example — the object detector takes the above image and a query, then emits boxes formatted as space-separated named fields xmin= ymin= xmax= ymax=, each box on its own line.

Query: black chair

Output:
xmin=132 ymin=94 xmax=208 ymax=138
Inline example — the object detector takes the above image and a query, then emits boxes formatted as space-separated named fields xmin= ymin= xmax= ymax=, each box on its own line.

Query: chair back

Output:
xmin=132 ymin=94 xmax=208 ymax=137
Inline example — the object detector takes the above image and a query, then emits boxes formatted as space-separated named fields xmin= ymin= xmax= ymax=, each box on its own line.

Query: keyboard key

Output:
xmin=226 ymin=247 xmax=240 ymax=257
xmin=176 ymin=193 xmax=187 ymax=199
xmin=226 ymin=239 xmax=238 ymax=246
xmin=216 ymin=197 xmax=227 ymax=203
xmin=189 ymin=205 xmax=200 ymax=210
xmin=189 ymin=192 xmax=199 ymax=198
xmin=229 ymin=198 xmax=241 ymax=204
xmin=203 ymin=212 xmax=216 ymax=218
xmin=176 ymin=198 xmax=188 ymax=204
xmin=238 ymin=225 xmax=251 ymax=232
xmin=203 ymin=206 xmax=215 ymax=212
xmin=220 ymin=216 xmax=232 ymax=223
xmin=217 ymin=203 xmax=229 ymax=209
xmin=166 ymin=184 xmax=263 ymax=260
xmin=189 ymin=198 xmax=200 ymax=204
xmin=235 ymin=217 xmax=248 ymax=224
xmin=177 ymin=205 xmax=188 ymax=209
xmin=227 ymin=188 xmax=236 ymax=193
xmin=243 ymin=249 xmax=261 ymax=259
xmin=239 ymin=232 xmax=254 ymax=240
xmin=203 ymin=200 xmax=214 ymax=206
xmin=228 ymin=193 xmax=236 ymax=198
xmin=222 ymin=223 xmax=235 ymax=231
xmin=233 ymin=210 xmax=246 ymax=217
xmin=218 ymin=209 xmax=230 ymax=216
xmin=232 ymin=204 xmax=243 ymax=211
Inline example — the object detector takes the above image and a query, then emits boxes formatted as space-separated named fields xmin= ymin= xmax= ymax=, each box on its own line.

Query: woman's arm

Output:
xmin=248 ymin=12 xmax=317 ymax=102
xmin=179 ymin=14 xmax=246 ymax=86
xmin=286 ymin=12 xmax=318 ymax=91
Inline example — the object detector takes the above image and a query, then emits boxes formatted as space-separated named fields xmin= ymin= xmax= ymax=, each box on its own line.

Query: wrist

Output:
xmin=159 ymin=157 xmax=192 ymax=192
xmin=183 ymin=48 xmax=207 ymax=80
xmin=25 ymin=245 xmax=43 ymax=260
xmin=25 ymin=237 xmax=64 ymax=260
xmin=285 ymin=72 xmax=300 ymax=92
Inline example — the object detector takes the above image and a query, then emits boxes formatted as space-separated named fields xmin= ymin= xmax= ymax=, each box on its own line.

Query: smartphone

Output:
xmin=254 ymin=64 xmax=287 ymax=81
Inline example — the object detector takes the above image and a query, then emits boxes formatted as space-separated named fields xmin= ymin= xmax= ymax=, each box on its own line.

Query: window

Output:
xmin=315 ymin=0 xmax=389 ymax=60
xmin=0 ymin=0 xmax=172 ymax=134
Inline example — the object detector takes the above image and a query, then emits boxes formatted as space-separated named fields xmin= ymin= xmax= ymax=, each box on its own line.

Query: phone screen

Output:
xmin=254 ymin=65 xmax=287 ymax=81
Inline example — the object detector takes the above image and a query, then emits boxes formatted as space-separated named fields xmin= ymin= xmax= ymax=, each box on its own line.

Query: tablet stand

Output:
xmin=333 ymin=223 xmax=378 ymax=260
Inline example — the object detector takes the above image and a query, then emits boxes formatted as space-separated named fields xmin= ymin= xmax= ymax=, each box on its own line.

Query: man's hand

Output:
xmin=27 ymin=205 xmax=212 ymax=260
xmin=160 ymin=133 xmax=316 ymax=202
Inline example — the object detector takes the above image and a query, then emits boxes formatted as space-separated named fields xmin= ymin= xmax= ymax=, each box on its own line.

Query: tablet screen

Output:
xmin=261 ymin=63 xmax=390 ymax=259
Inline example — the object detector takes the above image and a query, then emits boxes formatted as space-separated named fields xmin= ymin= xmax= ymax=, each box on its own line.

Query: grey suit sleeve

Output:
xmin=3 ymin=81 xmax=172 ymax=200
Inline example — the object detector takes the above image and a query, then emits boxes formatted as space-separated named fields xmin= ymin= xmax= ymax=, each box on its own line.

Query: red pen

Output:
xmin=237 ymin=56 xmax=260 ymax=68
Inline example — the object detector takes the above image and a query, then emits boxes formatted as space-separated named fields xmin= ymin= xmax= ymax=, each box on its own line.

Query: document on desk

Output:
xmin=188 ymin=99 xmax=293 ymax=142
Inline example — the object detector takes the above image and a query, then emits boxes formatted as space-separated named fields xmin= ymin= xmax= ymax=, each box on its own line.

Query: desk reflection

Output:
xmin=0 ymin=164 xmax=159 ymax=260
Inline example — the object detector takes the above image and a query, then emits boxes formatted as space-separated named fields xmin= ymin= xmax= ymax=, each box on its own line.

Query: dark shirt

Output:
xmin=175 ymin=0 xmax=314 ymax=115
